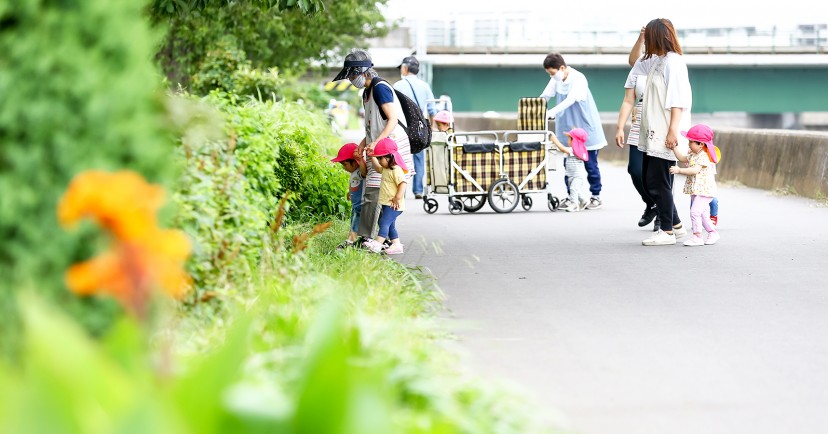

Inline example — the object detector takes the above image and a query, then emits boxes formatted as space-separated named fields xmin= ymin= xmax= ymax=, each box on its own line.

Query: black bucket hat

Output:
xmin=332 ymin=60 xmax=373 ymax=82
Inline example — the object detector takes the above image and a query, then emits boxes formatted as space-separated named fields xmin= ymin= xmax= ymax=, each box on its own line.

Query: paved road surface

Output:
xmin=398 ymin=158 xmax=828 ymax=434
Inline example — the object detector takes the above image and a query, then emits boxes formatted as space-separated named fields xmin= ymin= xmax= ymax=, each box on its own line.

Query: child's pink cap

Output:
xmin=373 ymin=138 xmax=409 ymax=173
xmin=331 ymin=142 xmax=358 ymax=163
xmin=681 ymin=124 xmax=719 ymax=163
xmin=564 ymin=127 xmax=588 ymax=146
xmin=433 ymin=110 xmax=453 ymax=124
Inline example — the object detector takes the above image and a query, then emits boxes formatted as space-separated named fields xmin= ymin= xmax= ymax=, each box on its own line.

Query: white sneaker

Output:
xmin=362 ymin=238 xmax=383 ymax=254
xmin=683 ymin=235 xmax=704 ymax=246
xmin=705 ymin=231 xmax=720 ymax=245
xmin=643 ymin=230 xmax=676 ymax=246
xmin=672 ymin=225 xmax=687 ymax=238
xmin=563 ymin=200 xmax=581 ymax=212
xmin=558 ymin=198 xmax=573 ymax=210
xmin=585 ymin=196 xmax=603 ymax=210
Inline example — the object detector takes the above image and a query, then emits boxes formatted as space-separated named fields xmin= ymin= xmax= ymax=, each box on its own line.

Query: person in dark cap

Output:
xmin=331 ymin=48 xmax=415 ymax=249
xmin=394 ymin=56 xmax=436 ymax=200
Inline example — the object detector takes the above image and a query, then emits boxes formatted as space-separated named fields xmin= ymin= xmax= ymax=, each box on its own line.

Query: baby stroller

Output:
xmin=422 ymin=97 xmax=562 ymax=214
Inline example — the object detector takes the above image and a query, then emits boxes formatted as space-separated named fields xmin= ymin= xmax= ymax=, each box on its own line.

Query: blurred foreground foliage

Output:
xmin=0 ymin=0 xmax=176 ymax=355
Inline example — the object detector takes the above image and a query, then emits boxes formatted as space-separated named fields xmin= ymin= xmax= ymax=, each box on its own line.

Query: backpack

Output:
xmin=369 ymin=78 xmax=432 ymax=154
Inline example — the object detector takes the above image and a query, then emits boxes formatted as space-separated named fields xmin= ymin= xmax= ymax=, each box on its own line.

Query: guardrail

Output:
xmin=405 ymin=19 xmax=828 ymax=54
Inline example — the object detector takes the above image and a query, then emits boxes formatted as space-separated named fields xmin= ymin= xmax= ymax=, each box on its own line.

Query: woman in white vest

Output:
xmin=332 ymin=49 xmax=414 ymax=246
xmin=627 ymin=19 xmax=693 ymax=246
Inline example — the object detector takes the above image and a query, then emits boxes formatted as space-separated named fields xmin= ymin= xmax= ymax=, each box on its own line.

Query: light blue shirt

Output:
xmin=540 ymin=67 xmax=607 ymax=151
xmin=394 ymin=75 xmax=436 ymax=117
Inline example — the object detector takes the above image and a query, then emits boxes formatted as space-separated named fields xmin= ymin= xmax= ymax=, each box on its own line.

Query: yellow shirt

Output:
xmin=378 ymin=166 xmax=406 ymax=211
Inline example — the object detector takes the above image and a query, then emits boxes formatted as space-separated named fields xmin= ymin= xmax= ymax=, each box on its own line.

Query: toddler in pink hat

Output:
xmin=670 ymin=124 xmax=721 ymax=246
xmin=331 ymin=142 xmax=367 ymax=249
xmin=551 ymin=127 xmax=591 ymax=212
xmin=433 ymin=110 xmax=454 ymax=133
xmin=363 ymin=138 xmax=408 ymax=254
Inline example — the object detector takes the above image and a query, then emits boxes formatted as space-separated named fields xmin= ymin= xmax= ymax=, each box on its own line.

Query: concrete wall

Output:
xmin=454 ymin=114 xmax=828 ymax=199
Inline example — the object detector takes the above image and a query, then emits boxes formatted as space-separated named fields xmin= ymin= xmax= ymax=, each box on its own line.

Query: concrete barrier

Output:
xmin=454 ymin=114 xmax=828 ymax=199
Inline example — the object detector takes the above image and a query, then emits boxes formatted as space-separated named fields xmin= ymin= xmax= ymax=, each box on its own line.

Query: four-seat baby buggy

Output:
xmin=423 ymin=97 xmax=563 ymax=214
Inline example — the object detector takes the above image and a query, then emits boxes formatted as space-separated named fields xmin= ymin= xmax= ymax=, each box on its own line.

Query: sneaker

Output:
xmin=414 ymin=193 xmax=424 ymax=199
xmin=642 ymin=230 xmax=676 ymax=246
xmin=558 ymin=198 xmax=573 ymax=210
xmin=336 ymin=240 xmax=355 ymax=250
xmin=683 ymin=235 xmax=704 ymax=246
xmin=638 ymin=205 xmax=657 ymax=227
xmin=362 ymin=239 xmax=383 ymax=253
xmin=672 ymin=224 xmax=687 ymax=238
xmin=585 ymin=196 xmax=603 ymax=210
xmin=710 ymin=215 xmax=718 ymax=226
xmin=384 ymin=243 xmax=404 ymax=255
xmin=705 ymin=231 xmax=720 ymax=245
xmin=653 ymin=216 xmax=660 ymax=232
xmin=563 ymin=200 xmax=581 ymax=212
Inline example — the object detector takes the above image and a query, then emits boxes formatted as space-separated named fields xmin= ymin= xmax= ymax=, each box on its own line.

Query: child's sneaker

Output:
xmin=362 ymin=238 xmax=383 ymax=253
xmin=336 ymin=240 xmax=355 ymax=250
xmin=683 ymin=235 xmax=704 ymax=246
xmin=384 ymin=243 xmax=404 ymax=255
xmin=563 ymin=200 xmax=581 ymax=212
xmin=710 ymin=215 xmax=718 ymax=226
xmin=705 ymin=231 xmax=720 ymax=245
xmin=557 ymin=198 xmax=573 ymax=210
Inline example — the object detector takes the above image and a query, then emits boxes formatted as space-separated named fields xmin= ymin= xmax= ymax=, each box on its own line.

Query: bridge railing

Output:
xmin=405 ymin=17 xmax=828 ymax=54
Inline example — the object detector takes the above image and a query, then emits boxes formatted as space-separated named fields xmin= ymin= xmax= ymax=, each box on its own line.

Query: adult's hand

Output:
xmin=615 ymin=129 xmax=626 ymax=149
xmin=665 ymin=131 xmax=678 ymax=149
xmin=366 ymin=140 xmax=378 ymax=156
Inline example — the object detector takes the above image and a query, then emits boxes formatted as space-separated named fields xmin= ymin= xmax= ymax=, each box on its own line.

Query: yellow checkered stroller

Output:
xmin=422 ymin=97 xmax=562 ymax=214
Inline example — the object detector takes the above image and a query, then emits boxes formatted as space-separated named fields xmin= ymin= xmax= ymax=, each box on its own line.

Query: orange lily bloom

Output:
xmin=58 ymin=171 xmax=192 ymax=315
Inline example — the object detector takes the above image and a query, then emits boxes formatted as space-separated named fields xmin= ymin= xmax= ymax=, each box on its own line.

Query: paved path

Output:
xmin=399 ymin=159 xmax=828 ymax=434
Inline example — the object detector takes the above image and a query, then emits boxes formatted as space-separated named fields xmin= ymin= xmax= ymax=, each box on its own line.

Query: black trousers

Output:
xmin=642 ymin=154 xmax=681 ymax=231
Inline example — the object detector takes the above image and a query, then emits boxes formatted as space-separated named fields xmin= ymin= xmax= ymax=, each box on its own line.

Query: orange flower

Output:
xmin=59 ymin=170 xmax=192 ymax=315
xmin=58 ymin=170 xmax=166 ymax=241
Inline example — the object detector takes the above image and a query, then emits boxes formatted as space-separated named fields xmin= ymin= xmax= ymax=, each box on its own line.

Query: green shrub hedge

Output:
xmin=171 ymin=92 xmax=349 ymax=293
xmin=0 ymin=0 xmax=176 ymax=355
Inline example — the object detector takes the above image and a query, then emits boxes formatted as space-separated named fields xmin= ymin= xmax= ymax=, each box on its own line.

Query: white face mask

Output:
xmin=350 ymin=75 xmax=366 ymax=89
xmin=552 ymin=69 xmax=565 ymax=82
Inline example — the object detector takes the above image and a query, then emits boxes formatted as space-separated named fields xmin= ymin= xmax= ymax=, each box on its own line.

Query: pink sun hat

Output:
xmin=372 ymin=138 xmax=409 ymax=173
xmin=433 ymin=110 xmax=453 ymax=124
xmin=681 ymin=124 xmax=720 ymax=163
xmin=563 ymin=127 xmax=589 ymax=161
xmin=331 ymin=142 xmax=358 ymax=163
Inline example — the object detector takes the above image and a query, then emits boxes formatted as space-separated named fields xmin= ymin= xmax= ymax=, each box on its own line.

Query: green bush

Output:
xmin=191 ymin=37 xmax=286 ymax=101
xmin=206 ymin=93 xmax=349 ymax=223
xmin=0 ymin=0 xmax=175 ymax=356
xmin=170 ymin=92 xmax=349 ymax=293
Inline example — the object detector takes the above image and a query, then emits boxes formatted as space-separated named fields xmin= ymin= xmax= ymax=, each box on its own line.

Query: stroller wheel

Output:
xmin=487 ymin=179 xmax=520 ymax=213
xmin=448 ymin=198 xmax=463 ymax=215
xmin=521 ymin=195 xmax=533 ymax=211
xmin=424 ymin=198 xmax=439 ymax=214
xmin=547 ymin=196 xmax=560 ymax=212
xmin=461 ymin=195 xmax=486 ymax=213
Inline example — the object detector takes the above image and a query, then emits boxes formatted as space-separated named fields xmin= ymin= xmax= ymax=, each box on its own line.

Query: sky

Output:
xmin=382 ymin=0 xmax=827 ymax=31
